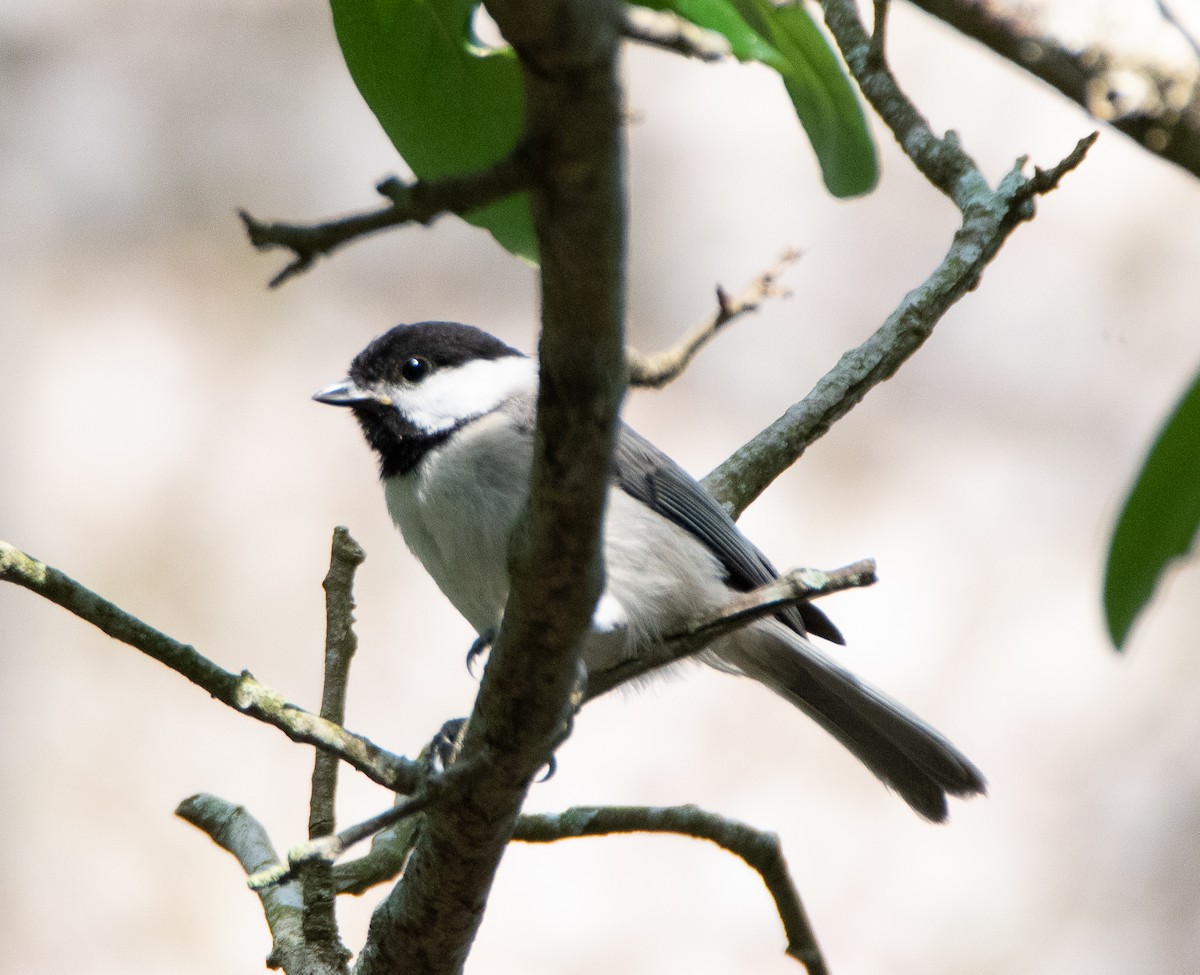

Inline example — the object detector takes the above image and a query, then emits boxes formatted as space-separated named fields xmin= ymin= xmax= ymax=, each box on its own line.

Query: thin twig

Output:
xmin=301 ymin=792 xmax=433 ymax=873
xmin=1025 ymin=131 xmax=1100 ymax=196
xmin=241 ymin=151 xmax=531 ymax=287
xmin=1157 ymin=0 xmax=1200 ymax=63
xmin=620 ymin=5 xmax=730 ymax=61
xmin=332 ymin=792 xmax=425 ymax=896
xmin=249 ymin=791 xmax=435 ymax=892
xmin=301 ymin=528 xmax=366 ymax=959
xmin=0 ymin=539 xmax=420 ymax=793
xmin=628 ymin=248 xmax=801 ymax=389
xmin=584 ymin=559 xmax=877 ymax=702
xmin=514 ymin=805 xmax=827 ymax=975
xmin=331 ymin=724 xmax=469 ymax=896
xmin=826 ymin=0 xmax=987 ymax=205
xmin=251 ymin=748 xmax=489 ymax=892
xmin=309 ymin=527 xmax=366 ymax=832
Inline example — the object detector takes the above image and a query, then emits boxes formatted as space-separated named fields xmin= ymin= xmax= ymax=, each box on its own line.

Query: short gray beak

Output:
xmin=312 ymin=379 xmax=391 ymax=407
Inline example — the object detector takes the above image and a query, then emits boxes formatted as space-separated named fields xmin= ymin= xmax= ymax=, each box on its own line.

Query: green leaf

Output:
xmin=637 ymin=0 xmax=876 ymax=196
xmin=1104 ymin=365 xmax=1200 ymax=649
xmin=329 ymin=0 xmax=875 ymax=261
xmin=329 ymin=0 xmax=536 ymax=261
xmin=731 ymin=0 xmax=878 ymax=197
xmin=634 ymin=0 xmax=789 ymax=70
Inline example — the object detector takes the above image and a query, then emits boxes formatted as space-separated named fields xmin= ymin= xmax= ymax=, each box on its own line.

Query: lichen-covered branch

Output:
xmin=514 ymin=805 xmax=827 ymax=975
xmin=0 ymin=538 xmax=420 ymax=794
xmin=6 ymin=3 xmax=1100 ymax=973
xmin=301 ymin=528 xmax=366 ymax=964
xmin=175 ymin=794 xmax=340 ymax=975
xmin=701 ymin=0 xmax=1096 ymax=517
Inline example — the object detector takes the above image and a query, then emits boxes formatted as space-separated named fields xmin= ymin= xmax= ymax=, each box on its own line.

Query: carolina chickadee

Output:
xmin=315 ymin=321 xmax=985 ymax=821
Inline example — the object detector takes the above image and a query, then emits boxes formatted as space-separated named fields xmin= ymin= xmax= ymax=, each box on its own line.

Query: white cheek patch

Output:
xmin=389 ymin=356 xmax=537 ymax=432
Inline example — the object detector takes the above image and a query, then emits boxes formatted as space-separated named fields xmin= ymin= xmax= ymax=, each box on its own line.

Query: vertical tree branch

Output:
xmin=353 ymin=1 xmax=629 ymax=973
xmin=300 ymin=528 xmax=366 ymax=969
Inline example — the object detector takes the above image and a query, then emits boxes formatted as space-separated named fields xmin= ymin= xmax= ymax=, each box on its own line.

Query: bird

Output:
xmin=314 ymin=321 xmax=986 ymax=821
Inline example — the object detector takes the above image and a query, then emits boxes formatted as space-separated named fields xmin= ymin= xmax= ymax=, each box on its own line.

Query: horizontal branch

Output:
xmin=514 ymin=805 xmax=827 ymax=974
xmin=185 ymin=795 xmax=828 ymax=975
xmin=620 ymin=5 xmax=731 ymax=61
xmin=0 ymin=539 xmax=421 ymax=793
xmin=584 ymin=559 xmax=877 ymax=702
xmin=241 ymin=150 xmax=531 ymax=287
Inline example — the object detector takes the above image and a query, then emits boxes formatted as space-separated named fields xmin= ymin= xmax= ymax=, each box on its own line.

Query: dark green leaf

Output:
xmin=730 ymin=0 xmax=878 ymax=197
xmin=1104 ymin=365 xmax=1200 ymax=649
xmin=634 ymin=0 xmax=789 ymax=69
xmin=638 ymin=0 xmax=877 ymax=196
xmin=329 ymin=0 xmax=536 ymax=261
xmin=328 ymin=0 xmax=876 ymax=262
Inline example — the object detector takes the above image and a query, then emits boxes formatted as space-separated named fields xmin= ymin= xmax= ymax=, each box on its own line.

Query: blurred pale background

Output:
xmin=3 ymin=2 xmax=1199 ymax=973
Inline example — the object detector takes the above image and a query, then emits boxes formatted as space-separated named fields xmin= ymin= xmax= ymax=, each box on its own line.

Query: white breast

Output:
xmin=384 ymin=414 xmax=734 ymax=675
xmin=384 ymin=410 xmax=533 ymax=635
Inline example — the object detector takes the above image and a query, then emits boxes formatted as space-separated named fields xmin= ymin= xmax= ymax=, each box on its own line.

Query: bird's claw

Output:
xmin=429 ymin=717 xmax=468 ymax=772
xmin=465 ymin=627 xmax=497 ymax=676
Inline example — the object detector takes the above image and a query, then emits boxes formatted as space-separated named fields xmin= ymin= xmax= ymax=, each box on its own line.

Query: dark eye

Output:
xmin=401 ymin=357 xmax=431 ymax=382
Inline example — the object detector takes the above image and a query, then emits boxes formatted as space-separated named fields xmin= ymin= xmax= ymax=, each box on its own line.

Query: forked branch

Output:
xmin=701 ymin=0 xmax=1097 ymax=517
xmin=628 ymin=248 xmax=801 ymax=389
xmin=241 ymin=152 xmax=531 ymax=287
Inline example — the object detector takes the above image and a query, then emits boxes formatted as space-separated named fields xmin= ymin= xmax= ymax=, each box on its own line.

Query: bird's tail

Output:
xmin=711 ymin=621 xmax=986 ymax=821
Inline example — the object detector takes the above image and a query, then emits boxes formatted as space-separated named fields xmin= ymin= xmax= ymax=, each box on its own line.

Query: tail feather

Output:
xmin=713 ymin=622 xmax=986 ymax=822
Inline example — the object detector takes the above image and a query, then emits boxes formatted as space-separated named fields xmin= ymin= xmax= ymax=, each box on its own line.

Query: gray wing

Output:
xmin=613 ymin=424 xmax=844 ymax=644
